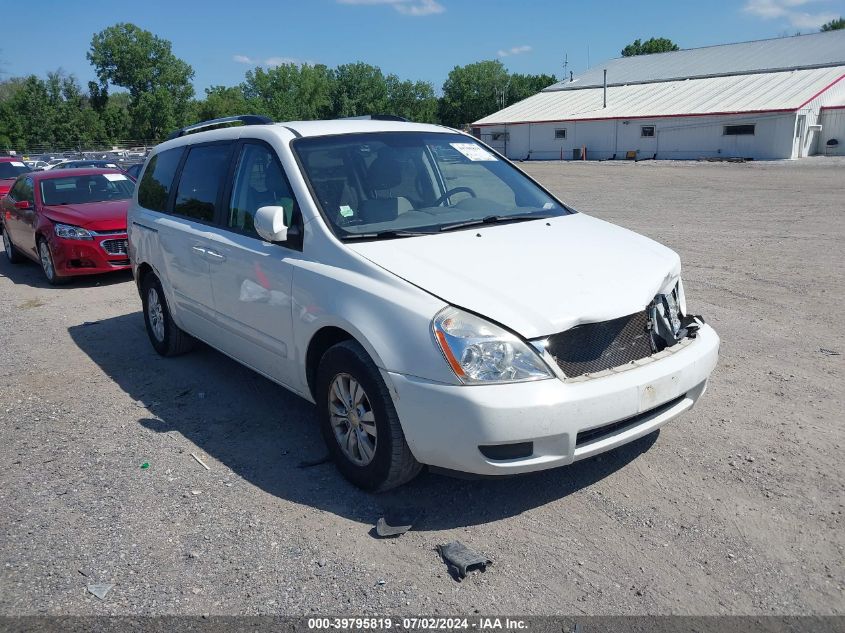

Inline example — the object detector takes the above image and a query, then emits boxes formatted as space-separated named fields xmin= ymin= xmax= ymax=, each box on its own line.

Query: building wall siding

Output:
xmin=480 ymin=112 xmax=800 ymax=161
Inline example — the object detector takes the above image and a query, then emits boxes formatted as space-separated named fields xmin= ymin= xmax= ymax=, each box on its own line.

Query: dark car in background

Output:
xmin=1 ymin=168 xmax=134 ymax=284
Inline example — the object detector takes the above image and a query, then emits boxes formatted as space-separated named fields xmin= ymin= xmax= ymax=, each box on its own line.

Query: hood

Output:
xmin=41 ymin=200 xmax=129 ymax=232
xmin=348 ymin=213 xmax=681 ymax=338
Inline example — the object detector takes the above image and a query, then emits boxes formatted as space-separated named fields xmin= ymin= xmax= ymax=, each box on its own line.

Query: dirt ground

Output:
xmin=0 ymin=158 xmax=843 ymax=616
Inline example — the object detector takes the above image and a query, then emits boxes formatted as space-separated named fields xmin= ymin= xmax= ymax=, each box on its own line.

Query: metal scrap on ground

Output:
xmin=375 ymin=509 xmax=422 ymax=537
xmin=436 ymin=541 xmax=492 ymax=580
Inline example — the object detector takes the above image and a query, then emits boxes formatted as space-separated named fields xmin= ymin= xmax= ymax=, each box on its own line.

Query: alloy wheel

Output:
xmin=328 ymin=372 xmax=378 ymax=466
xmin=39 ymin=241 xmax=55 ymax=281
xmin=147 ymin=287 xmax=166 ymax=342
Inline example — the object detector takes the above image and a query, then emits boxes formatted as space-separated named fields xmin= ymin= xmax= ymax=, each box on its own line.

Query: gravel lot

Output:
xmin=1 ymin=158 xmax=843 ymax=616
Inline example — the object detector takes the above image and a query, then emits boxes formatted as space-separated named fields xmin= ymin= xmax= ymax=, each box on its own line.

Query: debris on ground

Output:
xmin=190 ymin=452 xmax=210 ymax=471
xmin=140 ymin=462 xmax=149 ymax=470
xmin=436 ymin=541 xmax=492 ymax=580
xmin=297 ymin=455 xmax=332 ymax=469
xmin=375 ymin=509 xmax=421 ymax=538
xmin=86 ymin=583 xmax=114 ymax=600
xmin=819 ymin=348 xmax=840 ymax=356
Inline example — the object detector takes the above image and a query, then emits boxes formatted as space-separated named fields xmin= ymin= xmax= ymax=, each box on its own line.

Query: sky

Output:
xmin=2 ymin=0 xmax=844 ymax=95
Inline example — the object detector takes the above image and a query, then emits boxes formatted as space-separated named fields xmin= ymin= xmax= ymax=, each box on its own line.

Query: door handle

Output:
xmin=205 ymin=249 xmax=226 ymax=262
xmin=191 ymin=246 xmax=207 ymax=256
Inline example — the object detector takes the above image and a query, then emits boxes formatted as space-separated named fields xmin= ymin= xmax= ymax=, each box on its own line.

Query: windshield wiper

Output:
xmin=341 ymin=229 xmax=433 ymax=241
xmin=438 ymin=213 xmax=553 ymax=233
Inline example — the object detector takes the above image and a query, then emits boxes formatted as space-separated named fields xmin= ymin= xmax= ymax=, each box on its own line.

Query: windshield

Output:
xmin=293 ymin=132 xmax=570 ymax=240
xmin=0 ymin=161 xmax=29 ymax=179
xmin=39 ymin=173 xmax=134 ymax=206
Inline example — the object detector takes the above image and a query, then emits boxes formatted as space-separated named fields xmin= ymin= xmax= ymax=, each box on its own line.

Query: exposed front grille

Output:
xmin=575 ymin=394 xmax=686 ymax=447
xmin=546 ymin=311 xmax=654 ymax=378
xmin=101 ymin=238 xmax=128 ymax=256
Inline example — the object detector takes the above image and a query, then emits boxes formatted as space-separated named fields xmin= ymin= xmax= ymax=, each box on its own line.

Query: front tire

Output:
xmin=3 ymin=228 xmax=25 ymax=264
xmin=38 ymin=238 xmax=68 ymax=285
xmin=316 ymin=340 xmax=422 ymax=491
xmin=141 ymin=273 xmax=195 ymax=356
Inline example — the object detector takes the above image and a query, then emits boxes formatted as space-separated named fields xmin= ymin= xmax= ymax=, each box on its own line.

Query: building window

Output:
xmin=641 ymin=126 xmax=655 ymax=137
xmin=554 ymin=129 xmax=567 ymax=139
xmin=491 ymin=132 xmax=509 ymax=142
xmin=724 ymin=124 xmax=755 ymax=136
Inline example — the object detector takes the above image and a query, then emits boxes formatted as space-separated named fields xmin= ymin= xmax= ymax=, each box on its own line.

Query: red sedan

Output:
xmin=0 ymin=157 xmax=31 ymax=202
xmin=1 ymin=168 xmax=135 ymax=284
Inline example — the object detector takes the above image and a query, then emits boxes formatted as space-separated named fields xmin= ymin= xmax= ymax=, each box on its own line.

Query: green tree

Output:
xmin=506 ymin=73 xmax=557 ymax=105
xmin=438 ymin=60 xmax=509 ymax=127
xmin=820 ymin=17 xmax=845 ymax=31
xmin=194 ymin=85 xmax=250 ymax=121
xmin=621 ymin=37 xmax=680 ymax=57
xmin=240 ymin=63 xmax=334 ymax=120
xmin=331 ymin=62 xmax=389 ymax=118
xmin=87 ymin=23 xmax=195 ymax=140
xmin=385 ymin=75 xmax=437 ymax=122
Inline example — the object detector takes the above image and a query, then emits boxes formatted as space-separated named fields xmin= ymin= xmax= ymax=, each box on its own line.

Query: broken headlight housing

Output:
xmin=650 ymin=281 xmax=690 ymax=350
xmin=432 ymin=307 xmax=553 ymax=384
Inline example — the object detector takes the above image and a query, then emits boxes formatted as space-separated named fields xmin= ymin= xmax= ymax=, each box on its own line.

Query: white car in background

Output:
xmin=128 ymin=115 xmax=719 ymax=491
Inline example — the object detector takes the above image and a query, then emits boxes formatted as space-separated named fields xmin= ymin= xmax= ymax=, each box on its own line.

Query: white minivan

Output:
xmin=128 ymin=115 xmax=719 ymax=491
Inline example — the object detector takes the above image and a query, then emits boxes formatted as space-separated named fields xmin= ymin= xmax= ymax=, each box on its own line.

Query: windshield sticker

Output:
xmin=103 ymin=173 xmax=128 ymax=181
xmin=339 ymin=205 xmax=355 ymax=218
xmin=11 ymin=161 xmax=25 ymax=167
xmin=450 ymin=143 xmax=497 ymax=162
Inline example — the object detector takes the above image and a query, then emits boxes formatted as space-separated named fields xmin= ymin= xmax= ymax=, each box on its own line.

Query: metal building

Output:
xmin=473 ymin=30 xmax=845 ymax=160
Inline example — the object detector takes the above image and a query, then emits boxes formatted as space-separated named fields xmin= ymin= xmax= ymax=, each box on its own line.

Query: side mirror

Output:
xmin=254 ymin=205 xmax=289 ymax=243
xmin=14 ymin=200 xmax=32 ymax=211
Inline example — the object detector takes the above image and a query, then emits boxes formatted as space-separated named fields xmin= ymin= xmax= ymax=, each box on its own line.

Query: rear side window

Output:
xmin=174 ymin=144 xmax=232 ymax=222
xmin=138 ymin=148 xmax=183 ymax=212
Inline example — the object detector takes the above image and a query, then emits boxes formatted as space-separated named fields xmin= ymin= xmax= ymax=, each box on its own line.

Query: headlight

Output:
xmin=432 ymin=307 xmax=553 ymax=384
xmin=54 ymin=223 xmax=93 ymax=240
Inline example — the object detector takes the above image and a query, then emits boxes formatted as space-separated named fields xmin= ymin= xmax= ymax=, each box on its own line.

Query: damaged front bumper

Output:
xmin=387 ymin=323 xmax=719 ymax=476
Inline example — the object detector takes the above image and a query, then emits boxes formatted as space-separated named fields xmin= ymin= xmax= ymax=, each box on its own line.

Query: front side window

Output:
xmin=40 ymin=174 xmax=133 ymax=206
xmin=293 ymin=132 xmax=570 ymax=240
xmin=228 ymin=143 xmax=299 ymax=237
xmin=173 ymin=144 xmax=232 ymax=222
xmin=138 ymin=148 xmax=183 ymax=212
xmin=9 ymin=177 xmax=32 ymax=202
xmin=0 ymin=161 xmax=29 ymax=179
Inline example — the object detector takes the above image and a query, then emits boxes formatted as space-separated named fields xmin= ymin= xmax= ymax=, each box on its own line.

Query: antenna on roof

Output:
xmin=563 ymin=53 xmax=568 ymax=78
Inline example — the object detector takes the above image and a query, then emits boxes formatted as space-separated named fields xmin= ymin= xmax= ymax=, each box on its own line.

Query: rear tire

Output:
xmin=316 ymin=340 xmax=422 ymax=491
xmin=3 ymin=228 xmax=25 ymax=264
xmin=141 ymin=273 xmax=195 ymax=356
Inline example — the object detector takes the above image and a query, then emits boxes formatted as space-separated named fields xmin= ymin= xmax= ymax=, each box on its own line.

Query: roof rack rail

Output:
xmin=166 ymin=115 xmax=274 ymax=140
xmin=341 ymin=114 xmax=409 ymax=122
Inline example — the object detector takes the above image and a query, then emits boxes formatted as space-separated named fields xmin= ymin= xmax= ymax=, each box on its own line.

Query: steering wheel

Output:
xmin=432 ymin=186 xmax=477 ymax=207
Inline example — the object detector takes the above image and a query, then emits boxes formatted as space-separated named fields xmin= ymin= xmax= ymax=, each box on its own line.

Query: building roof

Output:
xmin=475 ymin=66 xmax=845 ymax=125
xmin=545 ymin=30 xmax=845 ymax=92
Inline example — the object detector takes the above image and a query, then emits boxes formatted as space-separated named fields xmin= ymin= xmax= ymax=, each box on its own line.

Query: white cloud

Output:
xmin=337 ymin=0 xmax=445 ymax=16
xmin=497 ymin=45 xmax=532 ymax=58
xmin=233 ymin=55 xmax=312 ymax=67
xmin=743 ymin=0 xmax=838 ymax=28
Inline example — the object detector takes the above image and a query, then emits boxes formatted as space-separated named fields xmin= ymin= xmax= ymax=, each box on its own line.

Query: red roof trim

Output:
xmin=796 ymin=73 xmax=845 ymax=109
xmin=821 ymin=104 xmax=845 ymax=111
